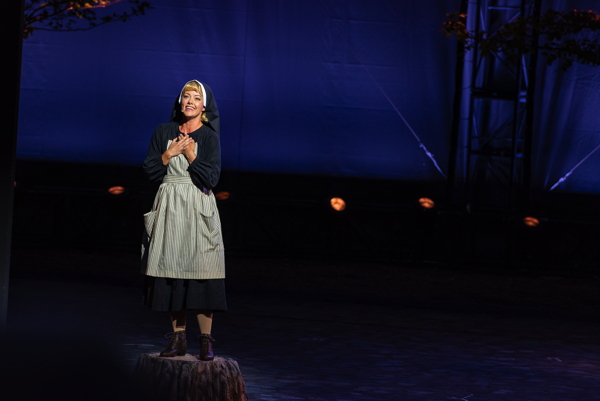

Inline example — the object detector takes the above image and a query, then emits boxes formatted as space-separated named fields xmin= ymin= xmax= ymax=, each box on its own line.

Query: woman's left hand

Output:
xmin=181 ymin=134 xmax=197 ymax=163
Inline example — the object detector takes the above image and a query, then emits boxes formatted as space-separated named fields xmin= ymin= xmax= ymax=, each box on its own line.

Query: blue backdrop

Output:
xmin=17 ymin=0 xmax=600 ymax=192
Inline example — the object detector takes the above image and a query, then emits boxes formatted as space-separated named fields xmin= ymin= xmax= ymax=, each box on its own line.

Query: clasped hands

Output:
xmin=163 ymin=134 xmax=196 ymax=165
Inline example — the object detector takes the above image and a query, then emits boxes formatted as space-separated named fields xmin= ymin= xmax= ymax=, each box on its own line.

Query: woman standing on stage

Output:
xmin=141 ymin=80 xmax=226 ymax=361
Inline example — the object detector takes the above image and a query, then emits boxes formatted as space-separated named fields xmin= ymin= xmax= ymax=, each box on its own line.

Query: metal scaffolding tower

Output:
xmin=447 ymin=0 xmax=542 ymax=211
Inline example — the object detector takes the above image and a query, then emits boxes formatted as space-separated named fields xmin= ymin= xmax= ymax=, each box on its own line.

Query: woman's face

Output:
xmin=180 ymin=90 xmax=205 ymax=120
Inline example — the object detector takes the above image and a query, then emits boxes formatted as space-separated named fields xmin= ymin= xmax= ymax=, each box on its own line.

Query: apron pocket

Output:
xmin=197 ymin=209 xmax=221 ymax=251
xmin=143 ymin=210 xmax=157 ymax=237
xmin=199 ymin=209 xmax=218 ymax=235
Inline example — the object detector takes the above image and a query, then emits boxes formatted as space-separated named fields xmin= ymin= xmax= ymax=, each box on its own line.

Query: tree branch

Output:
xmin=24 ymin=0 xmax=151 ymax=39
xmin=442 ymin=9 xmax=600 ymax=71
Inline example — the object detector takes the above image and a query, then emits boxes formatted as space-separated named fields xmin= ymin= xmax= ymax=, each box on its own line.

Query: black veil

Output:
xmin=170 ymin=80 xmax=220 ymax=135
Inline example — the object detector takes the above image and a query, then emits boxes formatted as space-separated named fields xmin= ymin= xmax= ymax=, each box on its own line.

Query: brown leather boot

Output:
xmin=159 ymin=330 xmax=187 ymax=357
xmin=197 ymin=333 xmax=215 ymax=361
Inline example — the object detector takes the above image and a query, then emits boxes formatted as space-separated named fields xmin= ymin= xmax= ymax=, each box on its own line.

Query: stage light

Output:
xmin=523 ymin=216 xmax=540 ymax=227
xmin=418 ymin=197 xmax=435 ymax=209
xmin=330 ymin=197 xmax=346 ymax=211
xmin=215 ymin=191 xmax=230 ymax=201
xmin=108 ymin=186 xmax=125 ymax=195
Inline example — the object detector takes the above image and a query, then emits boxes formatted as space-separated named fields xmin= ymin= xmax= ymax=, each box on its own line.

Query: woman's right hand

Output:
xmin=162 ymin=134 xmax=194 ymax=165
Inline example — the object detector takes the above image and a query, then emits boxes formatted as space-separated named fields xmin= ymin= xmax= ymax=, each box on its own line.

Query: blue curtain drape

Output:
xmin=17 ymin=0 xmax=600 ymax=192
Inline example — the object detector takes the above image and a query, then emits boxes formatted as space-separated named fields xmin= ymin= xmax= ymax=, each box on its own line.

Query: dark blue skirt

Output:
xmin=143 ymin=276 xmax=227 ymax=312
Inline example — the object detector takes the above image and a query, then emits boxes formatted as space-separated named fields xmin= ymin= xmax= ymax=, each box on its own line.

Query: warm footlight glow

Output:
xmin=215 ymin=191 xmax=231 ymax=200
xmin=330 ymin=197 xmax=346 ymax=211
xmin=418 ymin=197 xmax=435 ymax=209
xmin=523 ymin=216 xmax=540 ymax=227
xmin=108 ymin=186 xmax=125 ymax=195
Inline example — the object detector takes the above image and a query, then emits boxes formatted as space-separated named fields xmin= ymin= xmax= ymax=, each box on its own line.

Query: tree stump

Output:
xmin=133 ymin=354 xmax=248 ymax=401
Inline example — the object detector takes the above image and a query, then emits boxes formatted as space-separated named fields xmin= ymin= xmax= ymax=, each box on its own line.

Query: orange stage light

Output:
xmin=330 ymin=197 xmax=346 ymax=211
xmin=108 ymin=186 xmax=125 ymax=195
xmin=418 ymin=197 xmax=435 ymax=209
xmin=215 ymin=191 xmax=230 ymax=201
xmin=523 ymin=216 xmax=540 ymax=227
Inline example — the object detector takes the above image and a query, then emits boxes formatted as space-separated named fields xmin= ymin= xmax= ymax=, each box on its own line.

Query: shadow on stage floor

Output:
xmin=4 ymin=246 xmax=600 ymax=400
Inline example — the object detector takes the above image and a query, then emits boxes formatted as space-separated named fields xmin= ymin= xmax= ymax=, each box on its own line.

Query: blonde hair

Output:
xmin=182 ymin=81 xmax=203 ymax=98
xmin=180 ymin=81 xmax=209 ymax=123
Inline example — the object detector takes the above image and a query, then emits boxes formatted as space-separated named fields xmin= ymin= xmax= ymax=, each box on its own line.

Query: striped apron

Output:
xmin=142 ymin=141 xmax=225 ymax=279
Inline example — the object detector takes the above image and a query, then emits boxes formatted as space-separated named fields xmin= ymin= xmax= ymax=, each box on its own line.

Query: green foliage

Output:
xmin=23 ymin=0 xmax=152 ymax=39
xmin=442 ymin=9 xmax=600 ymax=70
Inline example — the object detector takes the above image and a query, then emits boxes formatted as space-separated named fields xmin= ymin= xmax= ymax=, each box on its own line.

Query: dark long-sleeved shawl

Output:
xmin=142 ymin=122 xmax=221 ymax=190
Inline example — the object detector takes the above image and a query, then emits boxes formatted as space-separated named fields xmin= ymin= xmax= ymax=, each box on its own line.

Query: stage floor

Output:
xmin=6 ymin=247 xmax=600 ymax=400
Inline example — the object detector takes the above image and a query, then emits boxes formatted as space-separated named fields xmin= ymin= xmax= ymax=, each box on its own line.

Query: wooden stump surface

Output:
xmin=133 ymin=353 xmax=248 ymax=401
